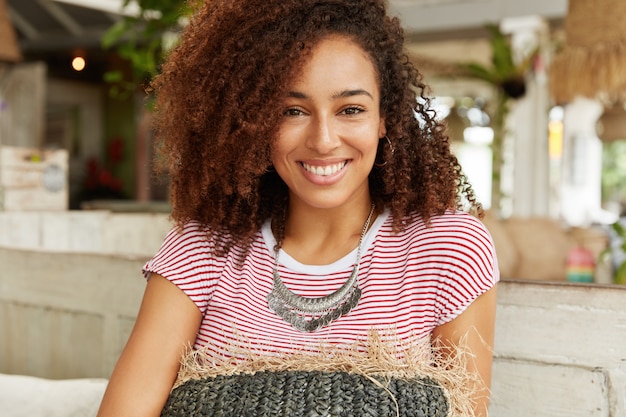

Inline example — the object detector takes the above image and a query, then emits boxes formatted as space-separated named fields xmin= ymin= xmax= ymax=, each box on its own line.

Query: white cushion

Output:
xmin=0 ymin=374 xmax=108 ymax=417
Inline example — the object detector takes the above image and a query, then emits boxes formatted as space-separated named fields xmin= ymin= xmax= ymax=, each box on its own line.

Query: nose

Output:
xmin=305 ymin=115 xmax=340 ymax=155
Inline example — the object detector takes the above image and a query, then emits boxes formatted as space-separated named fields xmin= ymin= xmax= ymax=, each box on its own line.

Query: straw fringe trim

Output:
xmin=550 ymin=38 xmax=626 ymax=103
xmin=173 ymin=330 xmax=484 ymax=417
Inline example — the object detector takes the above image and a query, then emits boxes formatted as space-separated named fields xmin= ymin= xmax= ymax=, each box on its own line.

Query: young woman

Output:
xmin=97 ymin=1 xmax=498 ymax=416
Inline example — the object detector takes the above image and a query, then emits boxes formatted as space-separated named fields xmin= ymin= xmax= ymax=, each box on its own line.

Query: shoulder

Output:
xmin=429 ymin=211 xmax=495 ymax=263
xmin=158 ymin=221 xmax=214 ymax=259
xmin=392 ymin=211 xmax=494 ymax=249
xmin=165 ymin=221 xmax=210 ymax=243
xmin=386 ymin=210 xmax=497 ymax=277
xmin=144 ymin=221 xmax=234 ymax=277
xmin=425 ymin=211 xmax=494 ymax=249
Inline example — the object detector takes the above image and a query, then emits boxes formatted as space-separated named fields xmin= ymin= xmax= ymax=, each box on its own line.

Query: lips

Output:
xmin=300 ymin=161 xmax=347 ymax=176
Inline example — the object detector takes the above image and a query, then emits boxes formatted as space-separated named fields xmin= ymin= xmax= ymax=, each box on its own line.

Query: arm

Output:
xmin=97 ymin=273 xmax=202 ymax=417
xmin=432 ymin=285 xmax=498 ymax=417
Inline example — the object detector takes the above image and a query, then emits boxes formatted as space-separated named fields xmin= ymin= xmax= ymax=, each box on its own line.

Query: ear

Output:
xmin=378 ymin=117 xmax=386 ymax=138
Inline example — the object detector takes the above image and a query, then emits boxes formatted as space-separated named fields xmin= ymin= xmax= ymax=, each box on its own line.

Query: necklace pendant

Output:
xmin=268 ymin=286 xmax=361 ymax=332
xmin=268 ymin=203 xmax=375 ymax=333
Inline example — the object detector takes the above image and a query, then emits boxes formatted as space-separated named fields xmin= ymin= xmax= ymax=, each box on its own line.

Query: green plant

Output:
xmin=101 ymin=0 xmax=195 ymax=99
xmin=458 ymin=24 xmax=537 ymax=214
xmin=601 ymin=140 xmax=626 ymax=205
xmin=610 ymin=221 xmax=626 ymax=284
xmin=598 ymin=220 xmax=626 ymax=285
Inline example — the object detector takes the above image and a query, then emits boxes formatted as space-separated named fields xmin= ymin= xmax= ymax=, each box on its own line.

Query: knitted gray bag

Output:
xmin=160 ymin=370 xmax=448 ymax=417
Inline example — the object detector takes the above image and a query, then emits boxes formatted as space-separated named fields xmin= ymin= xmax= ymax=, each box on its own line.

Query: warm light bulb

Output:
xmin=72 ymin=56 xmax=86 ymax=71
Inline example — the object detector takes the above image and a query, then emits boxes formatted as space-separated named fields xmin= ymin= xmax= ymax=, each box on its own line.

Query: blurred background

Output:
xmin=1 ymin=1 xmax=626 ymax=416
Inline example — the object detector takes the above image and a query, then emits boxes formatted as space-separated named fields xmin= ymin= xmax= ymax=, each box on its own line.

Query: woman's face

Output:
xmin=272 ymin=35 xmax=386 ymax=211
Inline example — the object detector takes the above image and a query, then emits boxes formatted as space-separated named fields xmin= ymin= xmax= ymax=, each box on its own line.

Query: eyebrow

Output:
xmin=286 ymin=89 xmax=374 ymax=100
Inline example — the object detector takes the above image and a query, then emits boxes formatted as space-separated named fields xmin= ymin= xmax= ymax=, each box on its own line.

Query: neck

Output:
xmin=276 ymin=200 xmax=376 ymax=265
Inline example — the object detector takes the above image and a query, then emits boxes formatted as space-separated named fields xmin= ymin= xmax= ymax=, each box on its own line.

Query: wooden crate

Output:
xmin=0 ymin=146 xmax=68 ymax=211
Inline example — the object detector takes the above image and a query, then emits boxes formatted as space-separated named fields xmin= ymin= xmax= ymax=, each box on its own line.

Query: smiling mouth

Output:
xmin=301 ymin=161 xmax=348 ymax=176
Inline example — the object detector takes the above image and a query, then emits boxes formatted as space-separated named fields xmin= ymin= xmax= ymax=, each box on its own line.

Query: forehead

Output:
xmin=289 ymin=35 xmax=380 ymax=90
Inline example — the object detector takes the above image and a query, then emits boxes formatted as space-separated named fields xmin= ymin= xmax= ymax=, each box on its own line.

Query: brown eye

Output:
xmin=341 ymin=106 xmax=365 ymax=115
xmin=284 ymin=108 xmax=305 ymax=117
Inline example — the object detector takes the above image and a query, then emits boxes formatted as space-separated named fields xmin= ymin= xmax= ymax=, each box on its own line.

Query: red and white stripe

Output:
xmin=143 ymin=210 xmax=499 ymax=357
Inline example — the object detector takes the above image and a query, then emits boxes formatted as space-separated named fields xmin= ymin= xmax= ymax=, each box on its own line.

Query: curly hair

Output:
xmin=152 ymin=0 xmax=481 ymax=245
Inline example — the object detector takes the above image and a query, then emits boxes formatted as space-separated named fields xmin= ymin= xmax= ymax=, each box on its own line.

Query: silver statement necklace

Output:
xmin=267 ymin=204 xmax=376 ymax=332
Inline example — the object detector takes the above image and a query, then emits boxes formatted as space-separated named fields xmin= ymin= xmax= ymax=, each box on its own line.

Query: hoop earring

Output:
xmin=374 ymin=135 xmax=394 ymax=167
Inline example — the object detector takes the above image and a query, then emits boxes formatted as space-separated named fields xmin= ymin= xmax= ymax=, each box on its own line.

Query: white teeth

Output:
xmin=302 ymin=161 xmax=346 ymax=176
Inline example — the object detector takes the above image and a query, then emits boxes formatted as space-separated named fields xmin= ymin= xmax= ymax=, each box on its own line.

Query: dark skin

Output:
xmin=99 ymin=0 xmax=496 ymax=414
xmin=98 ymin=33 xmax=496 ymax=417
xmin=150 ymin=0 xmax=482 ymax=246
xmin=98 ymin=278 xmax=497 ymax=417
xmin=97 ymin=275 xmax=201 ymax=416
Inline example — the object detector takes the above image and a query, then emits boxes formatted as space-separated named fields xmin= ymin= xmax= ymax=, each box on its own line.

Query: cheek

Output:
xmin=349 ymin=127 xmax=381 ymax=157
xmin=270 ymin=133 xmax=295 ymax=170
xmin=272 ymin=125 xmax=302 ymax=157
xmin=364 ymin=138 xmax=380 ymax=163
xmin=270 ymin=135 xmax=286 ymax=162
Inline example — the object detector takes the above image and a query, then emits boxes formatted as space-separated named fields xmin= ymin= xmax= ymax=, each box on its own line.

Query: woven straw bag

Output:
xmin=160 ymin=370 xmax=448 ymax=417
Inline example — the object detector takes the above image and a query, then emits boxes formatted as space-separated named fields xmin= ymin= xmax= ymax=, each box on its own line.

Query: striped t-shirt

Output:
xmin=143 ymin=210 xmax=499 ymax=357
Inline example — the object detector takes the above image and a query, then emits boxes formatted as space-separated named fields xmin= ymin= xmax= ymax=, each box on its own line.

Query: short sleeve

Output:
xmin=433 ymin=213 xmax=500 ymax=325
xmin=143 ymin=222 xmax=220 ymax=314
